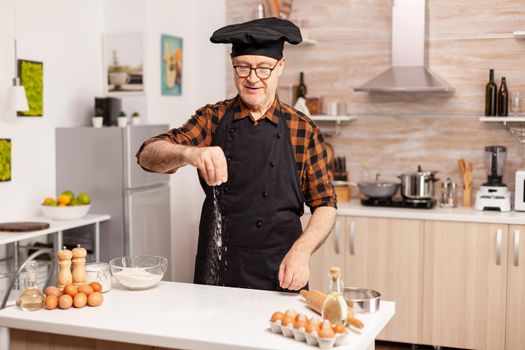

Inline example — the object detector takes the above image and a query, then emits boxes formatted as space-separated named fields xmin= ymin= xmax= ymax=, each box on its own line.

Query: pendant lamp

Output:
xmin=9 ymin=0 xmax=29 ymax=113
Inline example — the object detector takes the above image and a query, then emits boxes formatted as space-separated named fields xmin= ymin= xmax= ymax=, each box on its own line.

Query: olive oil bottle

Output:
xmin=321 ymin=266 xmax=347 ymax=325
xmin=16 ymin=261 xmax=45 ymax=311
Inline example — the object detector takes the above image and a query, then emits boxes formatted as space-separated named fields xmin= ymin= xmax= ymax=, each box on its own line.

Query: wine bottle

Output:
xmin=296 ymin=72 xmax=307 ymax=100
xmin=497 ymin=77 xmax=509 ymax=116
xmin=485 ymin=69 xmax=497 ymax=116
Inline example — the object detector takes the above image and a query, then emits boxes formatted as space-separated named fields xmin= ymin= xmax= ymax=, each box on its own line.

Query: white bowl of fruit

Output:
xmin=41 ymin=191 xmax=91 ymax=220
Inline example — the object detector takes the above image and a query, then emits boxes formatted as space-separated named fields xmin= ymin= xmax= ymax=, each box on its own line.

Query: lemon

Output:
xmin=77 ymin=192 xmax=91 ymax=205
xmin=57 ymin=194 xmax=71 ymax=206
xmin=70 ymin=199 xmax=82 ymax=206
xmin=62 ymin=190 xmax=75 ymax=202
xmin=43 ymin=197 xmax=55 ymax=205
xmin=46 ymin=199 xmax=58 ymax=206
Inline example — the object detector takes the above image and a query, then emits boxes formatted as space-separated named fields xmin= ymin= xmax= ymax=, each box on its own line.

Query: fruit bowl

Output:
xmin=40 ymin=204 xmax=91 ymax=220
xmin=109 ymin=256 xmax=167 ymax=290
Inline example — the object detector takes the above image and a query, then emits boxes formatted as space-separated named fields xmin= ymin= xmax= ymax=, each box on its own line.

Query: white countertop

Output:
xmin=0 ymin=214 xmax=110 ymax=245
xmin=0 ymin=281 xmax=394 ymax=350
xmin=336 ymin=201 xmax=525 ymax=225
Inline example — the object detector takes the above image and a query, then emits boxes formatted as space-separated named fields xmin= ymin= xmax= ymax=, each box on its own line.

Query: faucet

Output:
xmin=0 ymin=248 xmax=55 ymax=310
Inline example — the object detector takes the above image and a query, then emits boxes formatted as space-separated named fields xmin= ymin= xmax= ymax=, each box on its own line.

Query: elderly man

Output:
xmin=136 ymin=17 xmax=336 ymax=292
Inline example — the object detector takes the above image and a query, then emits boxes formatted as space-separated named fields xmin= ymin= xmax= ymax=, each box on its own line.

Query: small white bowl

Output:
xmin=41 ymin=204 xmax=91 ymax=220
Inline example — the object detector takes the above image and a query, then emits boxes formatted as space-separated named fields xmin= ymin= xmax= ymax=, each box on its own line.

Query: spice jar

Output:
xmin=439 ymin=178 xmax=457 ymax=208
xmin=85 ymin=262 xmax=112 ymax=293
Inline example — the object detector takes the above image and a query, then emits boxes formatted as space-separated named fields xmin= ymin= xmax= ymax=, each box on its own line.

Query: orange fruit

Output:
xmin=57 ymin=194 xmax=71 ymax=206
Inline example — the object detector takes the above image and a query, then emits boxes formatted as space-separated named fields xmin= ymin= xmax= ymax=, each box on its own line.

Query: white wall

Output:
xmin=0 ymin=0 xmax=104 ymax=220
xmin=0 ymin=0 xmax=226 ymax=283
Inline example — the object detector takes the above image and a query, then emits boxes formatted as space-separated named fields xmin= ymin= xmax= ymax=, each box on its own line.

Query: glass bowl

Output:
xmin=109 ymin=255 xmax=167 ymax=290
xmin=41 ymin=204 xmax=91 ymax=220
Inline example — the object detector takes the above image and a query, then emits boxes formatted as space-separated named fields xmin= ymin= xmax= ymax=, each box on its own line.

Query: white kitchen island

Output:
xmin=0 ymin=281 xmax=394 ymax=350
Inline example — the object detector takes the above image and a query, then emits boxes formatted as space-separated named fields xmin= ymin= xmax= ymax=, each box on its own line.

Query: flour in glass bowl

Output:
xmin=114 ymin=268 xmax=163 ymax=290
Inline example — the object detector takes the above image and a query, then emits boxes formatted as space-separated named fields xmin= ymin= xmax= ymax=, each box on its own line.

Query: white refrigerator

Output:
xmin=56 ymin=125 xmax=172 ymax=280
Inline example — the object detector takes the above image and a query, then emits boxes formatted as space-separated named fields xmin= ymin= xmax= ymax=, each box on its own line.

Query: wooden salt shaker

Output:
xmin=57 ymin=247 xmax=73 ymax=292
xmin=72 ymin=244 xmax=87 ymax=286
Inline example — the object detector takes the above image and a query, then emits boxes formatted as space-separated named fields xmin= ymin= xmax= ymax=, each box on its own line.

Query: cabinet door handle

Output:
xmin=496 ymin=229 xmax=502 ymax=266
xmin=349 ymin=221 xmax=356 ymax=256
xmin=514 ymin=230 xmax=521 ymax=267
xmin=334 ymin=220 xmax=340 ymax=254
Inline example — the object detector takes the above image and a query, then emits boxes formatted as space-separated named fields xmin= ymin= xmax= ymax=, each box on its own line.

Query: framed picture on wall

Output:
xmin=103 ymin=33 xmax=145 ymax=94
xmin=17 ymin=60 xmax=43 ymax=117
xmin=161 ymin=34 xmax=183 ymax=96
xmin=0 ymin=139 xmax=12 ymax=182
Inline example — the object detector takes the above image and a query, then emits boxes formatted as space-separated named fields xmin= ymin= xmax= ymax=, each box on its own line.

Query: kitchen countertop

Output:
xmin=336 ymin=201 xmax=525 ymax=225
xmin=0 ymin=281 xmax=395 ymax=350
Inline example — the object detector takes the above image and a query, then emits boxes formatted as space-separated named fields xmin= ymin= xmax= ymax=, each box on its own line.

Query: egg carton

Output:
xmin=269 ymin=320 xmax=349 ymax=350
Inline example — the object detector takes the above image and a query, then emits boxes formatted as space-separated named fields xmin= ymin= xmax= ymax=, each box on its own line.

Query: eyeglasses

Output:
xmin=232 ymin=60 xmax=280 ymax=79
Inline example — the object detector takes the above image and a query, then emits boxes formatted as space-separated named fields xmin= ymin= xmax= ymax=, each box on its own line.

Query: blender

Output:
xmin=475 ymin=145 xmax=511 ymax=212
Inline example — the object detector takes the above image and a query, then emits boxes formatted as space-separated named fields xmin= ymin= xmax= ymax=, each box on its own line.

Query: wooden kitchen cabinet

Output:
xmin=422 ymin=221 xmax=508 ymax=350
xmin=308 ymin=215 xmax=346 ymax=291
xmin=345 ymin=217 xmax=424 ymax=344
xmin=506 ymin=225 xmax=525 ymax=350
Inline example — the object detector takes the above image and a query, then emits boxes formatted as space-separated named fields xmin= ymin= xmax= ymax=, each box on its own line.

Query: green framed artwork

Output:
xmin=17 ymin=59 xmax=43 ymax=117
xmin=161 ymin=35 xmax=182 ymax=96
xmin=0 ymin=139 xmax=11 ymax=182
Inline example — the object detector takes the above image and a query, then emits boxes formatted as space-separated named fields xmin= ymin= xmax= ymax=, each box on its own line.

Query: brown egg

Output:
xmin=305 ymin=323 xmax=320 ymax=334
xmin=45 ymin=295 xmax=58 ymax=310
xmin=308 ymin=316 xmax=322 ymax=327
xmin=281 ymin=315 xmax=294 ymax=327
xmin=319 ymin=327 xmax=335 ymax=339
xmin=73 ymin=293 xmax=87 ymax=308
xmin=45 ymin=286 xmax=60 ymax=297
xmin=87 ymin=292 xmax=103 ymax=307
xmin=270 ymin=311 xmax=284 ymax=323
xmin=63 ymin=284 xmax=78 ymax=297
xmin=293 ymin=319 xmax=307 ymax=330
xmin=77 ymin=285 xmax=94 ymax=296
xmin=333 ymin=323 xmax=347 ymax=334
xmin=89 ymin=281 xmax=102 ymax=293
xmin=58 ymin=294 xmax=73 ymax=309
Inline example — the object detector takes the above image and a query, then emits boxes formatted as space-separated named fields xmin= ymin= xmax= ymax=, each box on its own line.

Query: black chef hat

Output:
xmin=210 ymin=17 xmax=302 ymax=60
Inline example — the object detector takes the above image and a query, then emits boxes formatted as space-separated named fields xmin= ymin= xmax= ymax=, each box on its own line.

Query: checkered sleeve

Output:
xmin=303 ymin=125 xmax=337 ymax=211
xmin=135 ymin=105 xmax=214 ymax=172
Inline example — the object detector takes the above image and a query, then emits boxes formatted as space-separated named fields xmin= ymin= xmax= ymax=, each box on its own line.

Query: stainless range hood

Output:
xmin=354 ymin=0 xmax=454 ymax=93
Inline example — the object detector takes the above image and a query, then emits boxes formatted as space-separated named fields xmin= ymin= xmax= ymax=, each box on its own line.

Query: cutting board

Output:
xmin=0 ymin=222 xmax=50 ymax=232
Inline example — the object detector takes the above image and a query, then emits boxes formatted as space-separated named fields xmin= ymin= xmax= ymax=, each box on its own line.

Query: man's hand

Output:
xmin=278 ymin=246 xmax=310 ymax=291
xmin=187 ymin=146 xmax=228 ymax=186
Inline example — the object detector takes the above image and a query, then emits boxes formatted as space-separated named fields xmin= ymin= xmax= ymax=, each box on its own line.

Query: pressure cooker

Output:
xmin=398 ymin=165 xmax=439 ymax=200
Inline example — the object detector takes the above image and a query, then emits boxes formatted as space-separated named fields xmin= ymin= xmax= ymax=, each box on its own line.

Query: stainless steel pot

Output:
xmin=398 ymin=165 xmax=439 ymax=200
xmin=356 ymin=174 xmax=400 ymax=198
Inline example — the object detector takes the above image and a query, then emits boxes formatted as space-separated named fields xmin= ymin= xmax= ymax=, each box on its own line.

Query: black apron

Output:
xmin=193 ymin=99 xmax=304 ymax=291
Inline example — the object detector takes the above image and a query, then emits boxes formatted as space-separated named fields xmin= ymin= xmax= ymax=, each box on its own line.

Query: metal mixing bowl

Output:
xmin=343 ymin=287 xmax=381 ymax=313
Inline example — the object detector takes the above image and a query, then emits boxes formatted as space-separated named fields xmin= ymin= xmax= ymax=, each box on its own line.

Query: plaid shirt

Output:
xmin=136 ymin=95 xmax=337 ymax=211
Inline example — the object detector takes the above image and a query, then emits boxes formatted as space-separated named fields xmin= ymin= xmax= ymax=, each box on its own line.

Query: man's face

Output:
xmin=232 ymin=55 xmax=285 ymax=110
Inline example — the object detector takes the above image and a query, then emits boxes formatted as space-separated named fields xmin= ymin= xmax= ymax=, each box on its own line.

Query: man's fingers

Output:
xmin=282 ymin=268 xmax=293 ymax=290
xmin=211 ymin=152 xmax=227 ymax=185
xmin=278 ymin=264 xmax=285 ymax=287
xmin=203 ymin=156 xmax=215 ymax=186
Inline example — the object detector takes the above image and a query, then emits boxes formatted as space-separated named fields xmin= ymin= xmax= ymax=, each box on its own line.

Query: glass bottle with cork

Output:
xmin=498 ymin=77 xmax=509 ymax=116
xmin=16 ymin=261 xmax=45 ymax=311
xmin=485 ymin=69 xmax=497 ymax=116
xmin=295 ymin=72 xmax=307 ymax=102
xmin=321 ymin=266 xmax=348 ymax=325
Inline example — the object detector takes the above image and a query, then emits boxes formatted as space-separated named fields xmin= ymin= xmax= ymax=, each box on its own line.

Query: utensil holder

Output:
xmin=463 ymin=186 xmax=472 ymax=207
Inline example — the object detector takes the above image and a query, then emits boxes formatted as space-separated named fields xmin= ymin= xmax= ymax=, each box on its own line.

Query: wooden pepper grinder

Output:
xmin=72 ymin=244 xmax=87 ymax=286
xmin=57 ymin=246 xmax=73 ymax=292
